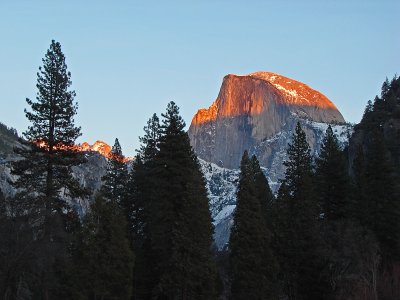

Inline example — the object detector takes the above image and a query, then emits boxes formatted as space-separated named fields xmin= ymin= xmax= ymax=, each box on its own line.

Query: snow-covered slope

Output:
xmin=200 ymin=121 xmax=353 ymax=249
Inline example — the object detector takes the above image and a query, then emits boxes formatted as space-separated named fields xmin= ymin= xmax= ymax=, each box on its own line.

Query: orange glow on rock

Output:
xmin=191 ymin=71 xmax=339 ymax=126
xmin=248 ymin=72 xmax=338 ymax=110
xmin=191 ymin=100 xmax=219 ymax=125
xmin=33 ymin=140 xmax=132 ymax=163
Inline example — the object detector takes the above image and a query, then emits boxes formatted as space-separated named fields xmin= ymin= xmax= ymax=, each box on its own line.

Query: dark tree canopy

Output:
xmin=229 ymin=152 xmax=278 ymax=300
xmin=137 ymin=113 xmax=161 ymax=162
xmin=2 ymin=41 xmax=400 ymax=300
xmin=123 ymin=114 xmax=162 ymax=300
xmin=12 ymin=40 xmax=86 ymax=207
xmin=315 ymin=125 xmax=351 ymax=221
xmin=283 ymin=122 xmax=313 ymax=197
xmin=147 ymin=102 xmax=218 ymax=299
xmin=101 ymin=138 xmax=128 ymax=205
xmin=7 ymin=40 xmax=87 ymax=299
xmin=351 ymin=76 xmax=400 ymax=263
xmin=274 ymin=122 xmax=326 ymax=300
xmin=24 ymin=40 xmax=80 ymax=147
xmin=71 ymin=195 xmax=134 ymax=300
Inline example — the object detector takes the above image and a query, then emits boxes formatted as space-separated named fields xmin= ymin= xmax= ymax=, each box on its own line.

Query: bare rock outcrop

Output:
xmin=189 ymin=71 xmax=345 ymax=169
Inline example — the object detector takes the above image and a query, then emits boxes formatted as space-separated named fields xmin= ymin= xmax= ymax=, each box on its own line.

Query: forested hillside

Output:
xmin=0 ymin=40 xmax=399 ymax=300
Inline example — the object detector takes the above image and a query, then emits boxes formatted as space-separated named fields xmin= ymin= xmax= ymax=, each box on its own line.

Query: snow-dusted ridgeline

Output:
xmin=200 ymin=121 xmax=353 ymax=249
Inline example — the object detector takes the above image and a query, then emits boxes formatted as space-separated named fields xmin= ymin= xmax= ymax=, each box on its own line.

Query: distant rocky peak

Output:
xmin=34 ymin=140 xmax=132 ymax=163
xmin=79 ymin=141 xmax=133 ymax=163
xmin=189 ymin=71 xmax=350 ymax=248
xmin=189 ymin=71 xmax=346 ymax=169
xmin=191 ymin=71 xmax=344 ymax=128
xmin=81 ymin=141 xmax=111 ymax=157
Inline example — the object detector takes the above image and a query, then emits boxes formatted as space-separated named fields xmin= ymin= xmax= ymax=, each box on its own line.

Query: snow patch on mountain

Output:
xmin=199 ymin=159 xmax=239 ymax=220
xmin=200 ymin=121 xmax=353 ymax=249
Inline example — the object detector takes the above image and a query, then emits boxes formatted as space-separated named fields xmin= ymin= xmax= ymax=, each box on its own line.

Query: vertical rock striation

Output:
xmin=189 ymin=72 xmax=345 ymax=169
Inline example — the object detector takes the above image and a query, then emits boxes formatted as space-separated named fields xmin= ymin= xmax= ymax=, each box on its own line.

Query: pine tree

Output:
xmin=356 ymin=75 xmax=400 ymax=176
xmin=72 ymin=195 xmax=134 ymax=299
xmin=9 ymin=40 xmax=86 ymax=298
xmin=282 ymin=122 xmax=313 ymax=196
xmin=123 ymin=113 xmax=161 ymax=300
xmin=314 ymin=126 xmax=357 ymax=298
xmin=101 ymin=138 xmax=128 ymax=204
xmin=348 ymin=76 xmax=400 ymax=298
xmin=0 ymin=192 xmax=36 ymax=300
xmin=124 ymin=113 xmax=161 ymax=239
xmin=126 ymin=113 xmax=161 ymax=242
xmin=271 ymin=181 xmax=293 ymax=298
xmin=137 ymin=113 xmax=161 ymax=162
xmin=351 ymin=76 xmax=400 ymax=262
xmin=12 ymin=40 xmax=85 ymax=204
xmin=315 ymin=125 xmax=351 ymax=221
xmin=148 ymin=102 xmax=217 ymax=299
xmin=229 ymin=152 xmax=278 ymax=300
xmin=275 ymin=122 xmax=325 ymax=300
xmin=251 ymin=155 xmax=274 ymax=226
xmin=364 ymin=129 xmax=400 ymax=261
xmin=352 ymin=145 xmax=367 ymax=222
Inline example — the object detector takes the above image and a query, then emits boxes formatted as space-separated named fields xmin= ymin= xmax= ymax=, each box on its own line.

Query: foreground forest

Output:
xmin=0 ymin=41 xmax=399 ymax=300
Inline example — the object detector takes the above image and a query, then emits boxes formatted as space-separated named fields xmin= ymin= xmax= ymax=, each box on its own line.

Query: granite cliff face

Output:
xmin=0 ymin=137 xmax=119 ymax=215
xmin=199 ymin=120 xmax=352 ymax=249
xmin=189 ymin=72 xmax=350 ymax=248
xmin=189 ymin=72 xmax=345 ymax=169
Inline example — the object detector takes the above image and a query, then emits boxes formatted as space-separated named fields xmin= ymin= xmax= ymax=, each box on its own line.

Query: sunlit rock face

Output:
xmin=189 ymin=71 xmax=345 ymax=169
xmin=34 ymin=140 xmax=131 ymax=163
xmin=189 ymin=71 xmax=350 ymax=249
xmin=0 ymin=138 xmax=132 ymax=216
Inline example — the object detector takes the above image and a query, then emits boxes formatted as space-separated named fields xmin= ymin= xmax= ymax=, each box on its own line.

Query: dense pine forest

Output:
xmin=0 ymin=41 xmax=399 ymax=300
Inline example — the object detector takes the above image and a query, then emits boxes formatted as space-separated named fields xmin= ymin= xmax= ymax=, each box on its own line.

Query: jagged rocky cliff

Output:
xmin=0 ymin=137 xmax=111 ymax=216
xmin=189 ymin=72 xmax=345 ymax=169
xmin=1 ymin=71 xmax=350 ymax=249
xmin=189 ymin=72 xmax=351 ymax=248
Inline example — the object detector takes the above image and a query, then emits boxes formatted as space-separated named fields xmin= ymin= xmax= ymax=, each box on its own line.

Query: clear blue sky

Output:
xmin=1 ymin=0 xmax=399 ymax=156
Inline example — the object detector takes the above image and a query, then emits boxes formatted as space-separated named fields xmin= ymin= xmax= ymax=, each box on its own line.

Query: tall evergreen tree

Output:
xmin=351 ymin=76 xmax=400 ymax=262
xmin=124 ymin=114 xmax=161 ymax=241
xmin=348 ymin=76 xmax=400 ymax=299
xmin=315 ymin=125 xmax=351 ymax=221
xmin=137 ymin=113 xmax=161 ymax=162
xmin=314 ymin=126 xmax=359 ymax=298
xmin=101 ymin=138 xmax=128 ymax=204
xmin=356 ymin=75 xmax=400 ymax=176
xmin=251 ymin=155 xmax=274 ymax=226
xmin=72 ymin=195 xmax=134 ymax=300
xmin=351 ymin=145 xmax=367 ymax=222
xmin=9 ymin=40 xmax=86 ymax=298
xmin=0 ymin=192 xmax=37 ymax=300
xmin=12 ymin=40 xmax=85 ymax=204
xmin=123 ymin=114 xmax=161 ymax=300
xmin=127 ymin=113 xmax=161 ymax=242
xmin=148 ymin=102 xmax=217 ymax=299
xmin=282 ymin=122 xmax=313 ymax=196
xmin=229 ymin=152 xmax=278 ymax=300
xmin=363 ymin=129 xmax=400 ymax=261
xmin=275 ymin=122 xmax=325 ymax=300
xmin=124 ymin=156 xmax=145 ymax=242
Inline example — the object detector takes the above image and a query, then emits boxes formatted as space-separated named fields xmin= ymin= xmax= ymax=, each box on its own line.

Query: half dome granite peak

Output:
xmin=189 ymin=71 xmax=345 ymax=169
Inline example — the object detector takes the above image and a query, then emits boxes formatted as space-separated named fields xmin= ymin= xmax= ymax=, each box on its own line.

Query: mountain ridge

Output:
xmin=191 ymin=71 xmax=344 ymax=127
xmin=189 ymin=71 xmax=345 ymax=169
xmin=188 ymin=71 xmax=351 ymax=248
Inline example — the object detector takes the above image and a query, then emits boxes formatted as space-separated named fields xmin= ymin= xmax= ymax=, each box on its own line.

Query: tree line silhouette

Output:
xmin=0 ymin=40 xmax=399 ymax=300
